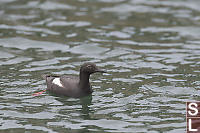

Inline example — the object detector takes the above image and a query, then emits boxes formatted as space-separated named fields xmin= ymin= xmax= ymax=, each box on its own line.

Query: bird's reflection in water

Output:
xmin=55 ymin=94 xmax=93 ymax=119
xmin=80 ymin=95 xmax=92 ymax=119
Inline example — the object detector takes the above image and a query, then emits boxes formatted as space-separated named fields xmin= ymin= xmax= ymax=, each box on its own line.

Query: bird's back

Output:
xmin=43 ymin=74 xmax=92 ymax=98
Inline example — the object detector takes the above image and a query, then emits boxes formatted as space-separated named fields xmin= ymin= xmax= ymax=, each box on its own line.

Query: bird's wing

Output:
xmin=60 ymin=75 xmax=79 ymax=89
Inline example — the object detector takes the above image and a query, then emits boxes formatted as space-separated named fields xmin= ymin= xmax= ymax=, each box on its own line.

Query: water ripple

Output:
xmin=0 ymin=37 xmax=69 ymax=51
xmin=0 ymin=0 xmax=200 ymax=132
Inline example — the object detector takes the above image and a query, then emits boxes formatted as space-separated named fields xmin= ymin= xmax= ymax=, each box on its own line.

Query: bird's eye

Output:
xmin=87 ymin=65 xmax=91 ymax=68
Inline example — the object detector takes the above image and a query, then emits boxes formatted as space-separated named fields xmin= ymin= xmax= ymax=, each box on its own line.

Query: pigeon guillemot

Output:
xmin=42 ymin=63 xmax=106 ymax=98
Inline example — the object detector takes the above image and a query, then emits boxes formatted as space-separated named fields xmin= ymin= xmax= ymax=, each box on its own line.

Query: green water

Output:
xmin=1 ymin=0 xmax=200 ymax=132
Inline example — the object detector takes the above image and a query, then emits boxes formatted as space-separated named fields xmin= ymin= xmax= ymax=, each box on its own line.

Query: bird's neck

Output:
xmin=79 ymin=72 xmax=90 ymax=89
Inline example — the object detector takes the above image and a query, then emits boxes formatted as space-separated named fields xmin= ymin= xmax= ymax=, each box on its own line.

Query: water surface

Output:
xmin=1 ymin=0 xmax=200 ymax=132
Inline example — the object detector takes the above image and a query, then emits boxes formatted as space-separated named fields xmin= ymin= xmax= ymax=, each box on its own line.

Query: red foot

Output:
xmin=32 ymin=89 xmax=46 ymax=96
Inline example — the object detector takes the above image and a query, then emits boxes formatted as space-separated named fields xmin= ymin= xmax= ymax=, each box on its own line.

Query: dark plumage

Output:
xmin=42 ymin=63 xmax=106 ymax=98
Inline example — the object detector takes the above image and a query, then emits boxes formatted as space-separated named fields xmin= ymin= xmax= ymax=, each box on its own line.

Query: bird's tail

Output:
xmin=41 ymin=74 xmax=48 ymax=80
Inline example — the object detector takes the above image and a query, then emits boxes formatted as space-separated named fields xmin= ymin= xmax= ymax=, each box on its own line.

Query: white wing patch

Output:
xmin=52 ymin=78 xmax=63 ymax=87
